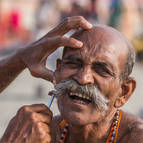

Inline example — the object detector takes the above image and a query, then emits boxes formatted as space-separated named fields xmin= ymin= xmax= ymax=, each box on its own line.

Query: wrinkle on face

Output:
xmin=58 ymin=26 xmax=131 ymax=110
xmin=53 ymin=25 xmax=134 ymax=126
xmin=63 ymin=25 xmax=129 ymax=78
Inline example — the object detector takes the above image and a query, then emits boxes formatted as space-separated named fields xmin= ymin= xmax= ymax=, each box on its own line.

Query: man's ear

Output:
xmin=114 ymin=77 xmax=136 ymax=108
xmin=56 ymin=58 xmax=62 ymax=69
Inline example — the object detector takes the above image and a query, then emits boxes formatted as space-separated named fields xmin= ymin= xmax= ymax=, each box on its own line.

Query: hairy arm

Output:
xmin=0 ymin=51 xmax=25 ymax=93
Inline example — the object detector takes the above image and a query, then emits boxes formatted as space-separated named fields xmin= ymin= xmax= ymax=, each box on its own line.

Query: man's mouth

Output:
xmin=68 ymin=92 xmax=92 ymax=105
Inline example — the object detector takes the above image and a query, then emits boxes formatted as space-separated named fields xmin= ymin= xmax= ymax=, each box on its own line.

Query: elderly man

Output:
xmin=0 ymin=16 xmax=143 ymax=143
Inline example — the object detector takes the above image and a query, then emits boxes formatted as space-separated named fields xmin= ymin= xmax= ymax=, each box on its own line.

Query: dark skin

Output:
xmin=0 ymin=16 xmax=93 ymax=143
xmin=0 ymin=16 xmax=92 ymax=92
xmin=1 ymin=19 xmax=143 ymax=143
xmin=53 ymin=27 xmax=143 ymax=143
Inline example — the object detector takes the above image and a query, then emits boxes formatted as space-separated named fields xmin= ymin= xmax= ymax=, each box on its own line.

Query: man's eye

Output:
xmin=65 ymin=62 xmax=79 ymax=68
xmin=93 ymin=66 xmax=111 ymax=77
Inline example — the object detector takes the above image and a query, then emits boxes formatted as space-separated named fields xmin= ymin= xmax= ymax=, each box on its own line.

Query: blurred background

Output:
xmin=0 ymin=0 xmax=143 ymax=137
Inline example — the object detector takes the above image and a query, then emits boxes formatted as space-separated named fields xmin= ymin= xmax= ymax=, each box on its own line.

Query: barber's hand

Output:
xmin=19 ymin=16 xmax=92 ymax=83
xmin=0 ymin=104 xmax=52 ymax=143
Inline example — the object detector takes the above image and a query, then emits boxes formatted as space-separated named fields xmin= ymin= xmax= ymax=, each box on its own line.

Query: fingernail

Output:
xmin=77 ymin=41 xmax=83 ymax=47
xmin=87 ymin=23 xmax=93 ymax=29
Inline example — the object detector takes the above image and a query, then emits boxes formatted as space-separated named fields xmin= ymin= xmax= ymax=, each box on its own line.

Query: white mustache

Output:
xmin=52 ymin=79 xmax=109 ymax=112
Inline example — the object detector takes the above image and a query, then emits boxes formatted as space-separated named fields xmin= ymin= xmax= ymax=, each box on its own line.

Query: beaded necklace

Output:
xmin=58 ymin=110 xmax=122 ymax=143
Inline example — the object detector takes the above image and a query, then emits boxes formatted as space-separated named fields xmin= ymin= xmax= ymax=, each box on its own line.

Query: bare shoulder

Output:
xmin=50 ymin=115 xmax=63 ymax=143
xmin=119 ymin=111 xmax=143 ymax=143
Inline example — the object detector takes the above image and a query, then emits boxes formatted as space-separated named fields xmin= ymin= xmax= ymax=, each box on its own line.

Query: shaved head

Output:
xmin=63 ymin=25 xmax=135 ymax=80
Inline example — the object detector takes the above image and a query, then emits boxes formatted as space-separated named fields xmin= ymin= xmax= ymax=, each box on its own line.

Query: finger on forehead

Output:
xmin=47 ymin=36 xmax=83 ymax=48
xmin=70 ymin=16 xmax=93 ymax=30
xmin=61 ymin=17 xmax=92 ymax=35
xmin=59 ymin=36 xmax=83 ymax=48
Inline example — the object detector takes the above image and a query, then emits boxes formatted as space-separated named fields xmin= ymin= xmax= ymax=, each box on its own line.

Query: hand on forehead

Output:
xmin=63 ymin=25 xmax=129 ymax=61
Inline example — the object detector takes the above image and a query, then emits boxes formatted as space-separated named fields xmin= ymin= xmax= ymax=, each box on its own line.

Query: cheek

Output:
xmin=57 ymin=96 xmax=66 ymax=114
xmin=93 ymin=74 xmax=120 ymax=98
xmin=101 ymin=79 xmax=121 ymax=106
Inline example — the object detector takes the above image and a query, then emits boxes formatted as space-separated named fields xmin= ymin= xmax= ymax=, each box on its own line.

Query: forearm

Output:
xmin=0 ymin=50 xmax=26 ymax=93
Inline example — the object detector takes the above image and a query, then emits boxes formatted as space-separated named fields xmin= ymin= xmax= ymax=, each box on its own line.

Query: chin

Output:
xmin=60 ymin=110 xmax=101 ymax=126
xmin=62 ymin=111 xmax=88 ymax=126
xmin=57 ymin=97 xmax=102 ymax=126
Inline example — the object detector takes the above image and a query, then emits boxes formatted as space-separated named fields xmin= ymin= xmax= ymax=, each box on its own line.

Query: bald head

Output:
xmin=63 ymin=25 xmax=135 ymax=80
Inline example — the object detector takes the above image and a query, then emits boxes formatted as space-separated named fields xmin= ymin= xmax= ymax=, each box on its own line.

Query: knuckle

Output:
xmin=39 ymin=103 xmax=50 ymax=111
xmin=34 ymin=122 xmax=42 ymax=134
xmin=46 ymin=134 xmax=51 ymax=142
xmin=60 ymin=36 xmax=66 ymax=41
xmin=34 ymin=123 xmax=51 ymax=142
xmin=68 ymin=38 xmax=73 ymax=44
xmin=36 ymin=122 xmax=42 ymax=129
xmin=39 ymin=103 xmax=47 ymax=109
xmin=78 ymin=16 xmax=84 ymax=21
xmin=37 ymin=104 xmax=53 ymax=117
xmin=29 ymin=112 xmax=37 ymax=122
xmin=35 ymin=123 xmax=45 ymax=135
xmin=59 ymin=36 xmax=66 ymax=45
xmin=63 ymin=17 xmax=70 ymax=26
xmin=18 ymin=105 xmax=29 ymax=115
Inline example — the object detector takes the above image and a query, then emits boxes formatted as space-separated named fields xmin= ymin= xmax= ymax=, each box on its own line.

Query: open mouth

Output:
xmin=68 ymin=92 xmax=92 ymax=105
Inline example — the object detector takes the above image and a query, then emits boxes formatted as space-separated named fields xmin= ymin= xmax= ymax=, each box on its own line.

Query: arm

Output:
xmin=0 ymin=52 xmax=25 ymax=93
xmin=0 ymin=16 xmax=92 ymax=143
xmin=0 ymin=16 xmax=92 ymax=93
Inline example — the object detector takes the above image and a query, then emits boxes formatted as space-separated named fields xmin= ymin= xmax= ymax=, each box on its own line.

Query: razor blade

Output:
xmin=48 ymin=94 xmax=55 ymax=108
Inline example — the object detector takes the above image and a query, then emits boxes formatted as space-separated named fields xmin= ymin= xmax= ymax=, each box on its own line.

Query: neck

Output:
xmin=67 ymin=109 xmax=117 ymax=143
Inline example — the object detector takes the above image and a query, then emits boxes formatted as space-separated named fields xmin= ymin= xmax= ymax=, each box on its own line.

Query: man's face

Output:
xmin=54 ymin=28 xmax=128 ymax=125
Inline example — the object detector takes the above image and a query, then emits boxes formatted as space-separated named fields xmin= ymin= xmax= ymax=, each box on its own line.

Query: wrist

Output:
xmin=14 ymin=48 xmax=27 ymax=70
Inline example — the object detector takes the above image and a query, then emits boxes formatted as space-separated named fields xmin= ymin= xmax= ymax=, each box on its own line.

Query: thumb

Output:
xmin=29 ymin=64 xmax=54 ymax=83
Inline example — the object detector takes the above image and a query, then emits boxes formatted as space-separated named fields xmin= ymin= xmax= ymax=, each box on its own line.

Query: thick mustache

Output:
xmin=52 ymin=79 xmax=109 ymax=111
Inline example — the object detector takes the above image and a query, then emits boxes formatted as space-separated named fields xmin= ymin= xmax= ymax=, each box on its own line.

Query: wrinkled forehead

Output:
xmin=63 ymin=26 xmax=128 ymax=64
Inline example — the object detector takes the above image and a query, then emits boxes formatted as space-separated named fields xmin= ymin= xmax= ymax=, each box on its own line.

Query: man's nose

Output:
xmin=73 ymin=66 xmax=94 ymax=85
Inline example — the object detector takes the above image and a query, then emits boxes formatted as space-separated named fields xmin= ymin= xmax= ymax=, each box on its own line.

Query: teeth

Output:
xmin=69 ymin=92 xmax=92 ymax=101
